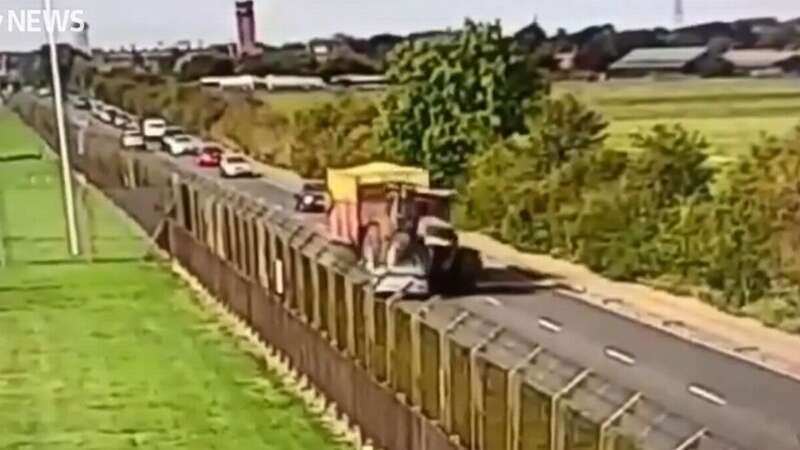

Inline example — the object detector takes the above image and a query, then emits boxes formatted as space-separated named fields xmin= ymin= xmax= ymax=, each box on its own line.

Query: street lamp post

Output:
xmin=44 ymin=0 xmax=81 ymax=256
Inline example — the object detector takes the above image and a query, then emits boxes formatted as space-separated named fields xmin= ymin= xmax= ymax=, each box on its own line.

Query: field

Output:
xmin=0 ymin=111 xmax=347 ymax=450
xmin=256 ymin=78 xmax=800 ymax=162
xmin=555 ymin=78 xmax=800 ymax=159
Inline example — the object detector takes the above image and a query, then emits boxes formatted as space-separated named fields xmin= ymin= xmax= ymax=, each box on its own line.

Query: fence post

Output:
xmin=203 ymin=197 xmax=214 ymax=250
xmin=384 ymin=289 xmax=406 ymax=388
xmin=171 ymin=174 xmax=184 ymax=230
xmin=216 ymin=202 xmax=226 ymax=260
xmin=345 ymin=280 xmax=356 ymax=356
xmin=440 ymin=311 xmax=470 ymax=434
xmin=294 ymin=245 xmax=307 ymax=320
xmin=551 ymin=369 xmax=591 ymax=450
xmin=326 ymin=267 xmax=338 ymax=345
xmin=310 ymin=260 xmax=323 ymax=329
xmin=411 ymin=296 xmax=443 ymax=410
xmin=363 ymin=286 xmax=376 ymax=372
xmin=673 ymin=428 xmax=707 ymax=450
xmin=470 ymin=326 xmax=503 ymax=450
xmin=506 ymin=347 xmax=543 ymax=450
xmin=598 ymin=392 xmax=642 ymax=450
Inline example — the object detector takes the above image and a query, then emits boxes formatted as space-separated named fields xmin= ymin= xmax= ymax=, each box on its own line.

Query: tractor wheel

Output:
xmin=451 ymin=248 xmax=482 ymax=294
xmin=428 ymin=245 xmax=458 ymax=294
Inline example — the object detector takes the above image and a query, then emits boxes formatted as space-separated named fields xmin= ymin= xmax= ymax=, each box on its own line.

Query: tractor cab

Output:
xmin=327 ymin=162 xmax=480 ymax=297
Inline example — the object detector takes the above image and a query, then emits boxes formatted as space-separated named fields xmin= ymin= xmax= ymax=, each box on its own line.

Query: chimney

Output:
xmin=71 ymin=21 xmax=91 ymax=55
xmin=235 ymin=0 xmax=257 ymax=57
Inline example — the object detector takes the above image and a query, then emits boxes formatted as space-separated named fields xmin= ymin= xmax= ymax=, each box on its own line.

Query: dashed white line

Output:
xmin=688 ymin=384 xmax=727 ymax=406
xmin=482 ymin=296 xmax=501 ymax=307
xmin=605 ymin=347 xmax=636 ymax=365
xmin=538 ymin=318 xmax=562 ymax=333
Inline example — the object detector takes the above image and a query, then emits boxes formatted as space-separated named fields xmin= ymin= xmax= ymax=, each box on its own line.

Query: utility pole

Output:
xmin=674 ymin=0 xmax=684 ymax=27
xmin=44 ymin=0 xmax=81 ymax=256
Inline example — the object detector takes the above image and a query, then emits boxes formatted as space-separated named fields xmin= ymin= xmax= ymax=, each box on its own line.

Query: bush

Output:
xmin=288 ymin=95 xmax=380 ymax=178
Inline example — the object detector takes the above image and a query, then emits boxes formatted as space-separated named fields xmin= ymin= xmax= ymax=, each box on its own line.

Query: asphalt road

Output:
xmin=65 ymin=102 xmax=800 ymax=450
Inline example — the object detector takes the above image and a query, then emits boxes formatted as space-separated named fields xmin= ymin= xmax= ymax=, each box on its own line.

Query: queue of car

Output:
xmin=80 ymin=96 xmax=328 ymax=210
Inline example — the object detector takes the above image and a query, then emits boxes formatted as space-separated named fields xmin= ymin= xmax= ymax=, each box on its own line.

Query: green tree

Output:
xmin=289 ymin=96 xmax=380 ymax=178
xmin=375 ymin=19 xmax=548 ymax=187
xmin=532 ymin=94 xmax=609 ymax=169
xmin=628 ymin=124 xmax=714 ymax=206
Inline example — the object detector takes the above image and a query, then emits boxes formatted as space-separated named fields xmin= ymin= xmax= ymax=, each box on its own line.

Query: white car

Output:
xmin=92 ymin=106 xmax=112 ymax=123
xmin=219 ymin=154 xmax=255 ymax=178
xmin=141 ymin=118 xmax=167 ymax=139
xmin=111 ymin=110 xmax=129 ymax=128
xmin=120 ymin=129 xmax=144 ymax=149
xmin=164 ymin=134 xmax=200 ymax=156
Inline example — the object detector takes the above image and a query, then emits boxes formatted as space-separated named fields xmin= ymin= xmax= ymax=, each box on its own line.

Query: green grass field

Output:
xmin=0 ymin=111 xmax=347 ymax=450
xmin=554 ymin=78 xmax=800 ymax=157
xmin=256 ymin=78 xmax=800 ymax=161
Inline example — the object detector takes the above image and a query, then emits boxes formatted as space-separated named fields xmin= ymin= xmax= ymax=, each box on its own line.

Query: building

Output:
xmin=235 ymin=1 xmax=258 ymax=57
xmin=608 ymin=46 xmax=710 ymax=78
xmin=722 ymin=49 xmax=800 ymax=76
xmin=71 ymin=21 xmax=91 ymax=56
xmin=309 ymin=38 xmax=341 ymax=64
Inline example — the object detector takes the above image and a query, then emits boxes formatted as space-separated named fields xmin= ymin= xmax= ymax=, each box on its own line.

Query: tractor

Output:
xmin=327 ymin=162 xmax=482 ymax=297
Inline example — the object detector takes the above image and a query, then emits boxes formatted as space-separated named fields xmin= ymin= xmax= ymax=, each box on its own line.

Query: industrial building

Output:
xmin=722 ymin=49 xmax=800 ymax=76
xmin=607 ymin=46 xmax=711 ymax=78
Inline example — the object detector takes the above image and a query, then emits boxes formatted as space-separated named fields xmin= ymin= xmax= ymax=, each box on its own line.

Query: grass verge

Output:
xmin=0 ymin=110 xmax=350 ymax=450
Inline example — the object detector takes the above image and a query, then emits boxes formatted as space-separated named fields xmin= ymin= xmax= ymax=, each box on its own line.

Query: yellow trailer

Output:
xmin=326 ymin=161 xmax=481 ymax=297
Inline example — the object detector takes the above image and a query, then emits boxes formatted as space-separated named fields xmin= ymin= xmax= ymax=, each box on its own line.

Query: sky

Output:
xmin=1 ymin=0 xmax=798 ymax=51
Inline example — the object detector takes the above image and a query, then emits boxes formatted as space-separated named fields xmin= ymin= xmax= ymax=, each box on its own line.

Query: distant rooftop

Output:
xmin=723 ymin=49 xmax=800 ymax=69
xmin=610 ymin=46 xmax=708 ymax=71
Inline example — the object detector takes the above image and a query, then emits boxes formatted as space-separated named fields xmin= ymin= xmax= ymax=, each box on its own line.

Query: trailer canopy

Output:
xmin=327 ymin=162 xmax=430 ymax=202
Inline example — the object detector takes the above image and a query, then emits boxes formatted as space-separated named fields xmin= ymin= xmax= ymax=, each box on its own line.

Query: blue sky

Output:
xmin=1 ymin=0 xmax=797 ymax=51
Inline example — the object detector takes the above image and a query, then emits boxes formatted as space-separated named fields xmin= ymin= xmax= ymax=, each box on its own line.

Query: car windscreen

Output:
xmin=226 ymin=157 xmax=247 ymax=163
xmin=174 ymin=136 xmax=191 ymax=142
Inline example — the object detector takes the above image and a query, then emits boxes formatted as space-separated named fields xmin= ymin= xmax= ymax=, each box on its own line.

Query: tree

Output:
xmin=532 ymin=94 xmax=608 ymax=167
xmin=175 ymin=53 xmax=234 ymax=82
xmin=627 ymin=124 xmax=714 ymax=206
xmin=289 ymin=96 xmax=380 ymax=178
xmin=375 ymin=19 xmax=548 ymax=187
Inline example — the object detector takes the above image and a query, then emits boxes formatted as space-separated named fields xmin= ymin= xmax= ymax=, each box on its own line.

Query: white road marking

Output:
xmin=482 ymin=296 xmax=501 ymax=307
xmin=538 ymin=318 xmax=562 ymax=333
xmin=688 ymin=384 xmax=727 ymax=406
xmin=605 ymin=347 xmax=636 ymax=366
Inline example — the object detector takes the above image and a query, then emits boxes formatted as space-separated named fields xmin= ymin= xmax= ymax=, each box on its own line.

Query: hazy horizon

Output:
xmin=1 ymin=0 xmax=797 ymax=51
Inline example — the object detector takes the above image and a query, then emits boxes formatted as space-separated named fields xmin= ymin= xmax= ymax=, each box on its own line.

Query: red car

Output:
xmin=196 ymin=145 xmax=224 ymax=167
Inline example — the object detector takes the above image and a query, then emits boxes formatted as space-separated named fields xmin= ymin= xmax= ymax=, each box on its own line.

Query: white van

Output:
xmin=141 ymin=118 xmax=167 ymax=139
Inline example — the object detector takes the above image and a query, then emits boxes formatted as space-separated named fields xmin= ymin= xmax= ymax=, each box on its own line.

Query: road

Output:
xmin=65 ymin=102 xmax=800 ymax=450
